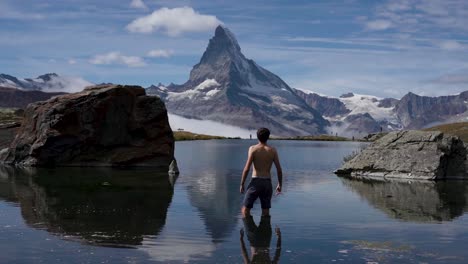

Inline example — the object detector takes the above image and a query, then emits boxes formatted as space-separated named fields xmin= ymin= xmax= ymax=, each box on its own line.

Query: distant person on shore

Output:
xmin=240 ymin=127 xmax=283 ymax=217
xmin=240 ymin=214 xmax=281 ymax=263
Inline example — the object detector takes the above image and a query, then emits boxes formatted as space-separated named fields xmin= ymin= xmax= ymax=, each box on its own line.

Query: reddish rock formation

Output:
xmin=1 ymin=84 xmax=174 ymax=168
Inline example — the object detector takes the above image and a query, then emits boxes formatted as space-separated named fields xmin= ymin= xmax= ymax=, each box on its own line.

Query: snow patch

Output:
xmin=339 ymin=93 xmax=397 ymax=122
xmin=195 ymin=79 xmax=219 ymax=90
xmin=168 ymin=113 xmax=255 ymax=138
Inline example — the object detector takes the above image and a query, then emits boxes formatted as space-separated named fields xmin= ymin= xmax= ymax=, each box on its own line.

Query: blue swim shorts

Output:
xmin=243 ymin=178 xmax=273 ymax=209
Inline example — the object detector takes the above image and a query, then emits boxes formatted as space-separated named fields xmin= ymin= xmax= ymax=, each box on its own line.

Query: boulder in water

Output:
xmin=335 ymin=130 xmax=467 ymax=180
xmin=0 ymin=84 xmax=174 ymax=168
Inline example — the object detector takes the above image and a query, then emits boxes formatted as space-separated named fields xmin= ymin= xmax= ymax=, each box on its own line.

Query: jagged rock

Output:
xmin=293 ymin=89 xmax=350 ymax=117
xmin=0 ymin=84 xmax=174 ymax=168
xmin=344 ymin=113 xmax=381 ymax=136
xmin=335 ymin=130 xmax=467 ymax=180
xmin=395 ymin=91 xmax=468 ymax=129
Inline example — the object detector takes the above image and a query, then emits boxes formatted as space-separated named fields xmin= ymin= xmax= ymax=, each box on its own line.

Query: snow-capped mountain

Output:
xmin=0 ymin=73 xmax=93 ymax=93
xmin=148 ymin=25 xmax=328 ymax=136
xmin=293 ymin=89 xmax=401 ymax=136
xmin=294 ymin=88 xmax=468 ymax=136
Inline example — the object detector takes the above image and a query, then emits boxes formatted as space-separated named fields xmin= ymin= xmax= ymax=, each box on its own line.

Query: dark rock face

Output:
xmin=378 ymin=98 xmax=399 ymax=108
xmin=344 ymin=113 xmax=381 ymax=135
xmin=395 ymin=92 xmax=468 ymax=129
xmin=293 ymin=89 xmax=350 ymax=117
xmin=340 ymin=177 xmax=468 ymax=222
xmin=147 ymin=26 xmax=328 ymax=136
xmin=0 ymin=167 xmax=175 ymax=246
xmin=340 ymin=92 xmax=354 ymax=98
xmin=335 ymin=130 xmax=467 ymax=180
xmin=0 ymin=86 xmax=64 ymax=108
xmin=1 ymin=84 xmax=174 ymax=168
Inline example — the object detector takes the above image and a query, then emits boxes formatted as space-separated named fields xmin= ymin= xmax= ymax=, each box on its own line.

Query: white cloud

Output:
xmin=0 ymin=2 xmax=43 ymax=20
xmin=369 ymin=0 xmax=468 ymax=33
xmin=68 ymin=59 xmax=77 ymax=65
xmin=89 ymin=52 xmax=146 ymax=67
xmin=366 ymin=19 xmax=393 ymax=31
xmin=168 ymin=114 xmax=255 ymax=138
xmin=42 ymin=75 xmax=94 ymax=93
xmin=437 ymin=40 xmax=465 ymax=51
xmin=429 ymin=70 xmax=468 ymax=85
xmin=147 ymin=49 xmax=174 ymax=58
xmin=130 ymin=0 xmax=148 ymax=10
xmin=126 ymin=6 xmax=222 ymax=36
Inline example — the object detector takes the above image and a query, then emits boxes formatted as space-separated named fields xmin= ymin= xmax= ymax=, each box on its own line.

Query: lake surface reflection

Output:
xmin=1 ymin=140 xmax=468 ymax=263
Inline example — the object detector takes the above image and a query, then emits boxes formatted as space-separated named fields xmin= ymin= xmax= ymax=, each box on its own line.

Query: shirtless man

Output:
xmin=240 ymin=128 xmax=283 ymax=217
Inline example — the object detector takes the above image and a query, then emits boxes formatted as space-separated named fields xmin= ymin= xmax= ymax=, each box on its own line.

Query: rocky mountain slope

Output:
xmin=294 ymin=88 xmax=468 ymax=136
xmin=147 ymin=25 xmax=328 ymax=136
xmin=395 ymin=91 xmax=468 ymax=129
xmin=0 ymin=86 xmax=64 ymax=108
xmin=0 ymin=73 xmax=92 ymax=93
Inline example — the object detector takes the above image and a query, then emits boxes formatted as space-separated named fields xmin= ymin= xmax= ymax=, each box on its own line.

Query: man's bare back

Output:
xmin=250 ymin=144 xmax=277 ymax=178
xmin=240 ymin=128 xmax=283 ymax=217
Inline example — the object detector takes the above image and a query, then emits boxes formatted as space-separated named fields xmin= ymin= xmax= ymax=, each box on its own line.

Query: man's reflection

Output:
xmin=240 ymin=215 xmax=281 ymax=263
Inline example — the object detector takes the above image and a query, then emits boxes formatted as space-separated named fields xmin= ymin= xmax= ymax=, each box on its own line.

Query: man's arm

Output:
xmin=240 ymin=147 xmax=253 ymax=193
xmin=273 ymin=148 xmax=283 ymax=193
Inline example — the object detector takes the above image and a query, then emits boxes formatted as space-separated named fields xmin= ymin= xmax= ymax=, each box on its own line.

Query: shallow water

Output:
xmin=1 ymin=140 xmax=468 ymax=263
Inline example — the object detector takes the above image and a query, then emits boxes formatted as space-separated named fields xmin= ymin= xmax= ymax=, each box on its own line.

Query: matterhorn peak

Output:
xmin=197 ymin=25 xmax=244 ymax=66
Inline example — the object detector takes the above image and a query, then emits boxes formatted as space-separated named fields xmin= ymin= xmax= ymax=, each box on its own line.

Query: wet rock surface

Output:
xmin=1 ymin=84 xmax=174 ymax=168
xmin=335 ymin=130 xmax=467 ymax=180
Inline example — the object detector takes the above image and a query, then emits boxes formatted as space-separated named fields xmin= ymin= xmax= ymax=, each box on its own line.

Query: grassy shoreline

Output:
xmin=424 ymin=122 xmax=468 ymax=142
xmin=272 ymin=135 xmax=351 ymax=141
xmin=173 ymin=131 xmax=240 ymax=141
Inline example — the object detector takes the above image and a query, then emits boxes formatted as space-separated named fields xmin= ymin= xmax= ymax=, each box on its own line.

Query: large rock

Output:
xmin=335 ymin=130 xmax=467 ymax=180
xmin=0 ymin=84 xmax=174 ymax=168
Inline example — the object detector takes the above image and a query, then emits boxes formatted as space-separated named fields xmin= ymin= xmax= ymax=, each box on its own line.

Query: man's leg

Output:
xmin=242 ymin=180 xmax=258 ymax=217
xmin=259 ymin=179 xmax=273 ymax=217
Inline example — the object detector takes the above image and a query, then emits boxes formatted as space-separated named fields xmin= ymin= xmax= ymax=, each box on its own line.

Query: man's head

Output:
xmin=257 ymin=128 xmax=270 ymax=143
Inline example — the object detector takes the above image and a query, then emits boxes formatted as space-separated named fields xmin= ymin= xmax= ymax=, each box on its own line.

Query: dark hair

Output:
xmin=257 ymin=127 xmax=270 ymax=143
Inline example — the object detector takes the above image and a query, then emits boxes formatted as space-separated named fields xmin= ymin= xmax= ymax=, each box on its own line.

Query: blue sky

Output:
xmin=1 ymin=0 xmax=468 ymax=98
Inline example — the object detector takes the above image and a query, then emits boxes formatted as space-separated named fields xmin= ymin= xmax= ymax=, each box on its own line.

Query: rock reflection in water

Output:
xmin=340 ymin=177 xmax=468 ymax=222
xmin=0 ymin=166 xmax=176 ymax=247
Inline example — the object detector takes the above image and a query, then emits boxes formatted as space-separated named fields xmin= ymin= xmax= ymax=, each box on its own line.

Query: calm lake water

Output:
xmin=1 ymin=140 xmax=468 ymax=263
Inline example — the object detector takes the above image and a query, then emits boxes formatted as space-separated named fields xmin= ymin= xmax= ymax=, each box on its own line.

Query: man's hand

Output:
xmin=240 ymin=184 xmax=245 ymax=194
xmin=276 ymin=184 xmax=282 ymax=194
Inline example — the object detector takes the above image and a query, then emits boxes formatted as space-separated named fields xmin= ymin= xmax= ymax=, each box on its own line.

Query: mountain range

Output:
xmin=0 ymin=73 xmax=92 ymax=93
xmin=3 ymin=26 xmax=468 ymax=137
